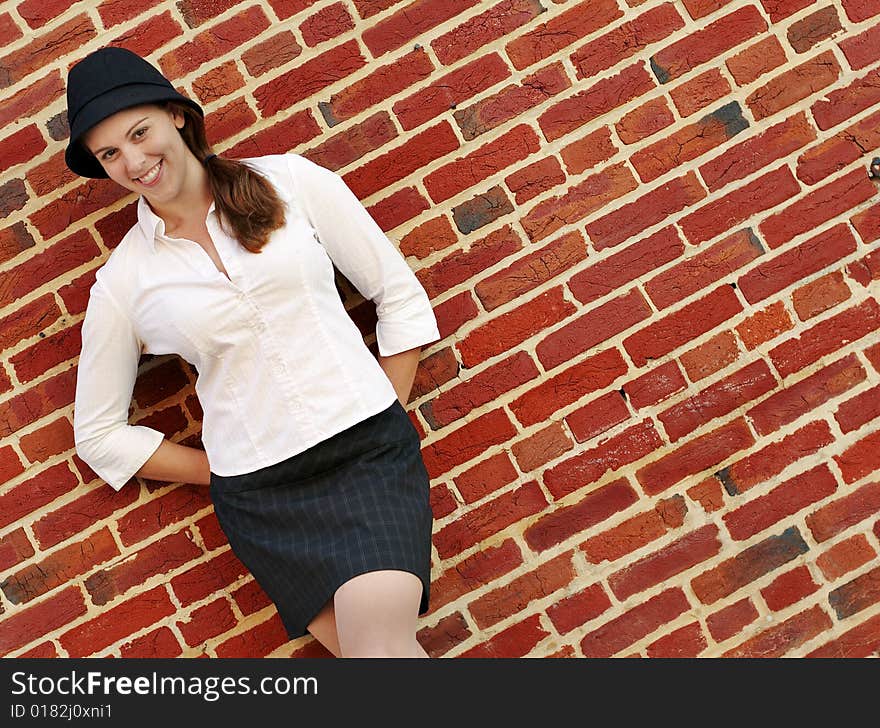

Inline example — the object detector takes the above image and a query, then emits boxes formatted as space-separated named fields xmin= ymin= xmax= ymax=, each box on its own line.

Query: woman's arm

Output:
xmin=134 ymin=439 xmax=211 ymax=485
xmin=377 ymin=345 xmax=422 ymax=406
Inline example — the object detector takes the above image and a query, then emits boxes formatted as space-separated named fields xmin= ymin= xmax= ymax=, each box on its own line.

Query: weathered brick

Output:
xmin=816 ymin=534 xmax=876 ymax=581
xmin=828 ymin=564 xmax=880 ymax=619
xmin=707 ymin=597 xmax=759 ymax=642
xmin=615 ymin=97 xmax=675 ymax=144
xmin=747 ymin=50 xmax=840 ymax=121
xmin=792 ymin=271 xmax=851 ymax=321
xmin=691 ymin=526 xmax=809 ymax=604
xmin=835 ymin=384 xmax=880 ymax=434
xmin=726 ymin=35 xmax=789 ymax=86
xmin=811 ymin=67 xmax=880 ymax=131
xmin=670 ymin=68 xmax=731 ymax=117
xmin=787 ymin=6 xmax=842 ymax=54
xmin=747 ymin=353 xmax=865 ymax=435
xmin=623 ymin=359 xmax=688 ymax=409
xmin=835 ymin=429 xmax=880 ymax=484
xmin=722 ymin=604 xmax=831 ymax=656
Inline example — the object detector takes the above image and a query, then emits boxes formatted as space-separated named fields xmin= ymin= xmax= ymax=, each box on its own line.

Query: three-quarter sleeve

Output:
xmin=287 ymin=153 xmax=441 ymax=357
xmin=73 ymin=276 xmax=165 ymax=490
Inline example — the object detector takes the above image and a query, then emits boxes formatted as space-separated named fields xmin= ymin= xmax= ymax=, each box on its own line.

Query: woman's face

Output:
xmin=81 ymin=103 xmax=191 ymax=203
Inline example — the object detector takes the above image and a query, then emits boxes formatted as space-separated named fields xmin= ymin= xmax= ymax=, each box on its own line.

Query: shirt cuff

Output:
xmin=77 ymin=426 xmax=165 ymax=491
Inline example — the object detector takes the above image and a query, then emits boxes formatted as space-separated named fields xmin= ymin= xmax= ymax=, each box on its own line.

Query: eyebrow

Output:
xmin=90 ymin=116 xmax=151 ymax=154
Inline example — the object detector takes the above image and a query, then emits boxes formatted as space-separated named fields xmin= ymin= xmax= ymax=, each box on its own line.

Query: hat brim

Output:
xmin=65 ymin=83 xmax=203 ymax=179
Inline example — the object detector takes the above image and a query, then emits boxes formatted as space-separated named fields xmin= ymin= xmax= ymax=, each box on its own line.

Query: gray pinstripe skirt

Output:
xmin=208 ymin=399 xmax=433 ymax=640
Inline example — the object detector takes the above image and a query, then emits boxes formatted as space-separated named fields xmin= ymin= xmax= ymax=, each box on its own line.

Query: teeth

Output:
xmin=138 ymin=160 xmax=162 ymax=183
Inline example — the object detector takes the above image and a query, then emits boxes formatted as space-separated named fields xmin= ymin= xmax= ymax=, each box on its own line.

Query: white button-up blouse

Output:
xmin=73 ymin=153 xmax=441 ymax=490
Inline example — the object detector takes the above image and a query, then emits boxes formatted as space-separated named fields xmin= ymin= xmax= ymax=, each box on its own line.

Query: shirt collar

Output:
xmin=137 ymin=194 xmax=217 ymax=252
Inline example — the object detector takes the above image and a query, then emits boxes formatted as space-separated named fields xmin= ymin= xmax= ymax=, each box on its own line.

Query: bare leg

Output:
xmin=306 ymin=598 xmax=342 ymax=657
xmin=333 ymin=570 xmax=429 ymax=658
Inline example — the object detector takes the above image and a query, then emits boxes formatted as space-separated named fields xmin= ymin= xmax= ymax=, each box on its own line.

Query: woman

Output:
xmin=67 ymin=46 xmax=441 ymax=658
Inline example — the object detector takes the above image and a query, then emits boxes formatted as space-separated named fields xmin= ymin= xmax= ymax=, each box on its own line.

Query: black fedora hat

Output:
xmin=65 ymin=46 xmax=204 ymax=179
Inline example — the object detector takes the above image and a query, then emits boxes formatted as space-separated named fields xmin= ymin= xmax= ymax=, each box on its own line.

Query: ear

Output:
xmin=171 ymin=108 xmax=185 ymax=129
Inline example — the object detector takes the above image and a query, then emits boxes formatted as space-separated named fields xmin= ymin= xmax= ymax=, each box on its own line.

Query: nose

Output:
xmin=122 ymin=147 xmax=149 ymax=177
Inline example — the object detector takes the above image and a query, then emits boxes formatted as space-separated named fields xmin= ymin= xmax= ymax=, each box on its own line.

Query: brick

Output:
xmin=571 ymin=227 xmax=685 ymax=309
xmin=646 ymin=621 xmax=708 ymax=657
xmin=580 ymin=587 xmax=691 ymax=657
xmin=853 ymin=203 xmax=880 ymax=245
xmin=421 ymin=408 xmax=519 ymax=478
xmin=299 ymin=2 xmax=354 ymax=46
xmin=632 ymin=102 xmax=749 ymax=182
xmin=623 ymin=285 xmax=743 ymax=366
xmin=454 ymin=62 xmax=571 ymax=142
xmin=670 ymin=69 xmax=731 ymax=117
xmin=707 ymin=598 xmax=759 ymax=642
xmin=738 ymin=224 xmax=858 ymax=304
xmin=747 ymin=353 xmax=865 ymax=435
xmin=420 ymin=226 xmax=522 ymax=300
xmin=252 ymin=38 xmax=364 ymax=118
xmin=659 ymin=359 xmax=777 ymax=443
xmin=650 ymin=6 xmax=767 ymax=83
xmin=720 ymin=420 xmax=835 ymax=495
xmin=747 ymin=50 xmax=840 ymax=121
xmin=544 ymin=420 xmax=663 ymax=499
xmin=680 ymin=330 xmax=741 ymax=381
xmin=835 ymin=429 xmax=880 ymax=484
xmin=546 ymin=583 xmax=612 ymax=634
xmin=170 ymin=549 xmax=249 ymax=608
xmin=0 ymin=462 xmax=79 ymax=531
xmin=760 ymin=0 xmax=816 ymax=22
xmin=726 ymin=36 xmax=789 ymax=86
xmin=0 ymin=587 xmax=86 ymax=656
xmin=768 ymin=298 xmax=880 ymax=377
xmin=535 ymin=288 xmax=652 ymax=370
xmin=120 ymin=626 xmax=182 ymax=659
xmin=506 ymin=156 xmax=566 ymax=204
xmin=538 ymin=63 xmax=655 ymax=142
xmin=839 ymin=21 xmax=880 ymax=71
xmin=682 ymin=0 xmax=734 ymax=20
xmin=700 ymin=113 xmax=817 ymax=192
xmin=724 ymin=464 xmax=838 ymax=541
xmin=615 ymin=97 xmax=675 ymax=144
xmin=418 ymin=612 xmax=471 ymax=657
xmin=510 ymin=421 xmax=573 ymax=473
xmin=816 ymin=534 xmax=876 ymax=581
xmin=636 ymin=417 xmax=755 ymax=496
xmin=587 ymin=172 xmax=706 ymax=251
xmin=459 ymin=614 xmax=549 ymax=658
xmin=646 ymin=229 xmax=762 ymax=309
xmin=688 ymin=476 xmax=726 ymax=513
xmin=468 ymin=551 xmax=574 ymax=629
xmin=565 ymin=390 xmax=631 ymax=443
xmin=787 ymin=6 xmax=842 ymax=54
xmin=570 ymin=3 xmax=685 ymax=78
xmin=85 ymin=530 xmax=203 ymax=606
xmin=59 ymin=585 xmax=176 ymax=657
xmin=421 ymin=351 xmax=539 ymax=429
xmin=433 ymin=481 xmax=548 ymax=559
xmin=736 ymin=301 xmax=795 ymax=349
xmin=792 ymin=271 xmax=851 ymax=321
xmin=215 ymin=614 xmax=289 ymax=658
xmin=505 ymin=0 xmax=622 ymax=70
xmin=453 ymin=452 xmax=519 ymax=505
xmin=828 ymin=564 xmax=880 ymax=619
xmin=805 ymin=482 xmax=880 ymax=543
xmin=609 ymin=524 xmax=722 ymax=600
xmin=428 ymin=539 xmax=522 ymax=614
xmin=0 ymin=528 xmax=34 ymax=573
xmin=722 ymin=604 xmax=832 ymax=657
xmin=474 ymin=229 xmax=586 ymax=313
xmin=835 ymin=384 xmax=880 ymax=434
xmin=812 ymin=67 xmax=880 ymax=131
xmin=760 ymin=169 xmax=875 ymax=249
xmin=582 ymin=495 xmax=687 ymax=564
xmin=524 ymin=478 xmax=638 ymax=551
xmin=842 ymin=0 xmax=879 ymax=23
xmin=691 ymin=525 xmax=809 ymax=604
xmin=806 ymin=611 xmax=880 ymax=656
xmin=623 ymin=359 xmax=688 ymax=409
xmin=681 ymin=166 xmax=800 ymax=245
xmin=395 ymin=54 xmax=511 ymax=132
xmin=0 ymin=14 xmax=96 ymax=90
xmin=431 ymin=0 xmax=544 ymax=66
xmin=2 ymin=528 xmax=118 ymax=605
xmin=560 ymin=127 xmax=617 ymax=176
xmin=176 ymin=597 xmax=237 ymax=647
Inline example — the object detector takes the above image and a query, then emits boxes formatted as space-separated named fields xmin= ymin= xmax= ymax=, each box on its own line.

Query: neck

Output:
xmin=147 ymin=156 xmax=213 ymax=232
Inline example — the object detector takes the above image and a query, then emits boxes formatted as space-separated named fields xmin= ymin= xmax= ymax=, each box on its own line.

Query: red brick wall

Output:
xmin=1 ymin=0 xmax=879 ymax=658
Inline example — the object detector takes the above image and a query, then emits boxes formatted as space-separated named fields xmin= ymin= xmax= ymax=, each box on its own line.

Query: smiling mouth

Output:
xmin=135 ymin=160 xmax=163 ymax=184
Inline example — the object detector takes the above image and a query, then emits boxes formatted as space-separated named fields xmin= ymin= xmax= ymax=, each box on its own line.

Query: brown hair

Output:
xmin=162 ymin=100 xmax=286 ymax=253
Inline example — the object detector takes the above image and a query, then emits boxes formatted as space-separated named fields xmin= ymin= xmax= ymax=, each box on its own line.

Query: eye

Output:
xmin=134 ymin=127 xmax=147 ymax=138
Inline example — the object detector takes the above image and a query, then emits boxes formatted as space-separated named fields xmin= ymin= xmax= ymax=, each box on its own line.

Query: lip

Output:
xmin=135 ymin=159 xmax=163 ymax=187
